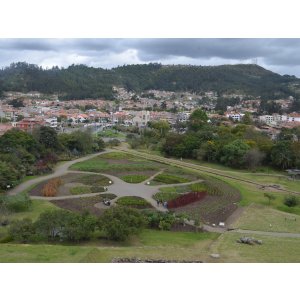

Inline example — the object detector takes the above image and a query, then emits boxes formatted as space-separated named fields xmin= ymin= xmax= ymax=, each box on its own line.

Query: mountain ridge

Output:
xmin=0 ymin=62 xmax=299 ymax=100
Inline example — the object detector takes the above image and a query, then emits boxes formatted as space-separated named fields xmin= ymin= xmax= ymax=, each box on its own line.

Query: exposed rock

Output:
xmin=237 ymin=237 xmax=263 ymax=245
xmin=111 ymin=257 xmax=203 ymax=263
xmin=210 ymin=253 xmax=220 ymax=258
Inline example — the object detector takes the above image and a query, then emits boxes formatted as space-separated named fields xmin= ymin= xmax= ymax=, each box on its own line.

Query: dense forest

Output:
xmin=0 ymin=62 xmax=299 ymax=100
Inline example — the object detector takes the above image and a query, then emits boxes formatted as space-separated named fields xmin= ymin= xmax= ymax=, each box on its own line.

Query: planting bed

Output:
xmin=70 ymin=152 xmax=165 ymax=176
xmin=29 ymin=173 xmax=111 ymax=197
xmin=116 ymin=196 xmax=153 ymax=209
xmin=169 ymin=178 xmax=241 ymax=225
xmin=150 ymin=167 xmax=202 ymax=185
xmin=50 ymin=194 xmax=116 ymax=216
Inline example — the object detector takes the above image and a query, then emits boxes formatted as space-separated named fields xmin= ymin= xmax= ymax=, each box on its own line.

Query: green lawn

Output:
xmin=7 ymin=199 xmax=60 ymax=222
xmin=210 ymin=232 xmax=300 ymax=262
xmin=233 ymin=204 xmax=300 ymax=233
xmin=210 ymin=173 xmax=300 ymax=215
xmin=0 ymin=229 xmax=219 ymax=263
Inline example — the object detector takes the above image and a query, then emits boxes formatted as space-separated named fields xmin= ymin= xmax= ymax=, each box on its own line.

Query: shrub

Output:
xmin=143 ymin=211 xmax=176 ymax=230
xmin=284 ymin=195 xmax=299 ymax=207
xmin=99 ymin=206 xmax=146 ymax=241
xmin=9 ymin=218 xmax=36 ymax=243
xmin=35 ymin=210 xmax=97 ymax=242
xmin=41 ymin=178 xmax=63 ymax=197
xmin=0 ymin=193 xmax=32 ymax=213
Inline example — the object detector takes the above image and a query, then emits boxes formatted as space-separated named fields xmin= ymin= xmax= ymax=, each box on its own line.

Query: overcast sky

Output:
xmin=0 ymin=38 xmax=300 ymax=77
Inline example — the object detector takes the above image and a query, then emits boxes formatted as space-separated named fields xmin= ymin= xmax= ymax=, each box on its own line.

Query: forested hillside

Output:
xmin=0 ymin=62 xmax=299 ymax=100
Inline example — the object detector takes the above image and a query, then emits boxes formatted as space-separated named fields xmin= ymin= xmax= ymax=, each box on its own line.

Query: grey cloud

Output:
xmin=0 ymin=38 xmax=300 ymax=76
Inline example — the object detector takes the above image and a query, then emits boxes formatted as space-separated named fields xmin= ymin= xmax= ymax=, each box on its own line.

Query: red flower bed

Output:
xmin=167 ymin=192 xmax=207 ymax=209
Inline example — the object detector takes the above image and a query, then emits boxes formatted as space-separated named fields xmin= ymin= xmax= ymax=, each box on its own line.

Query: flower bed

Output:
xmin=167 ymin=192 xmax=207 ymax=209
xmin=41 ymin=178 xmax=63 ymax=197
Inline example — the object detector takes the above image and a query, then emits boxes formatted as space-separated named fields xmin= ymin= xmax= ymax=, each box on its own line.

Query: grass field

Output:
xmin=233 ymin=204 xmax=300 ymax=233
xmin=0 ymin=230 xmax=219 ymax=262
xmin=210 ymin=232 xmax=300 ymax=262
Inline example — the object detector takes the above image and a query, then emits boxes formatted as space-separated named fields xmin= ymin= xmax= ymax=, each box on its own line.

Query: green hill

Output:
xmin=0 ymin=62 xmax=299 ymax=100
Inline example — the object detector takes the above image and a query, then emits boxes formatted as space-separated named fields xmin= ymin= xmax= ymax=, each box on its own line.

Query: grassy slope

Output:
xmin=0 ymin=230 xmax=219 ymax=263
xmin=233 ymin=204 xmax=300 ymax=233
xmin=210 ymin=233 xmax=300 ymax=263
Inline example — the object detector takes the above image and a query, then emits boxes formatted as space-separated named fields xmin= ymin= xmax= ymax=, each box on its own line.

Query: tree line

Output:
xmin=0 ymin=62 xmax=299 ymax=100
xmin=127 ymin=109 xmax=300 ymax=170
xmin=0 ymin=127 xmax=105 ymax=191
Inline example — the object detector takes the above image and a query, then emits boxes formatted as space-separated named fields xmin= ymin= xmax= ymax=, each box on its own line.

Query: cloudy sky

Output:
xmin=1 ymin=38 xmax=300 ymax=77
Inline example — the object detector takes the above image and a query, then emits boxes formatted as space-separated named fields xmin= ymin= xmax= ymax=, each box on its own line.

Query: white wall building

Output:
xmin=45 ymin=117 xmax=58 ymax=128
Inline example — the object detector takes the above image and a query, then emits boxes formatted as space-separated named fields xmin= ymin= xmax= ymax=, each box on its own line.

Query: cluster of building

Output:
xmin=0 ymin=90 xmax=299 ymax=139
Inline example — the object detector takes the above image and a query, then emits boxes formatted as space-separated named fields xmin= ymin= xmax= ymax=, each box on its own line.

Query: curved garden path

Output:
xmin=8 ymin=150 xmax=113 ymax=196
xmin=29 ymin=169 xmax=204 ymax=212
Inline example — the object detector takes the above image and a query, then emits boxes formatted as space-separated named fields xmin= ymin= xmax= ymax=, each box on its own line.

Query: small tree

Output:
xmin=264 ymin=193 xmax=276 ymax=205
xmin=9 ymin=218 xmax=36 ymax=243
xmin=99 ymin=207 xmax=146 ymax=241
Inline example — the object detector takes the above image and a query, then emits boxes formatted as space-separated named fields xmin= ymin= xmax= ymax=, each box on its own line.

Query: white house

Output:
xmin=132 ymin=110 xmax=151 ymax=127
xmin=45 ymin=117 xmax=58 ymax=128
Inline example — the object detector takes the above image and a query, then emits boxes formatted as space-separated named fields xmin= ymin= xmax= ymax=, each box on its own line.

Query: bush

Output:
xmin=99 ymin=206 xmax=146 ymax=241
xmin=41 ymin=178 xmax=63 ymax=197
xmin=143 ymin=211 xmax=176 ymax=230
xmin=9 ymin=218 xmax=36 ymax=243
xmin=284 ymin=195 xmax=299 ymax=207
xmin=0 ymin=193 xmax=32 ymax=213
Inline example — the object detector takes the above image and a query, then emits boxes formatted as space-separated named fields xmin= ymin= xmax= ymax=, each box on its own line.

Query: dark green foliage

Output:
xmin=37 ymin=126 xmax=60 ymax=149
xmin=99 ymin=206 xmax=146 ymax=241
xmin=35 ymin=210 xmax=97 ymax=242
xmin=271 ymin=141 xmax=295 ymax=169
xmin=143 ymin=211 xmax=176 ymax=230
xmin=220 ymin=139 xmax=251 ymax=168
xmin=0 ymin=62 xmax=298 ymax=99
xmin=0 ymin=194 xmax=32 ymax=213
xmin=0 ymin=161 xmax=19 ymax=190
xmin=9 ymin=218 xmax=36 ymax=243
xmin=187 ymin=109 xmax=208 ymax=131
xmin=284 ymin=195 xmax=299 ymax=207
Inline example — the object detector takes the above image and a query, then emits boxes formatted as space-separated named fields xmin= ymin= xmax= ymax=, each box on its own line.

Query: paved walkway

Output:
xmin=8 ymin=150 xmax=204 ymax=212
xmin=8 ymin=150 xmax=113 ymax=196
xmin=30 ymin=169 xmax=204 ymax=212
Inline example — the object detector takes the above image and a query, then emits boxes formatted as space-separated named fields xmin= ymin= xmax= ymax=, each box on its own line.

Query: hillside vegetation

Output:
xmin=0 ymin=62 xmax=299 ymax=99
